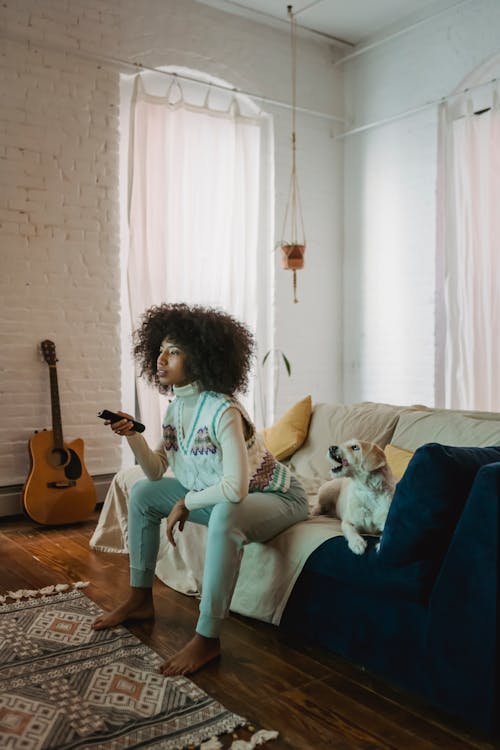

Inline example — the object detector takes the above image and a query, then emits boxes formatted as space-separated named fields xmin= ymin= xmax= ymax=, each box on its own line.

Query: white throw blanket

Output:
xmin=89 ymin=466 xmax=343 ymax=625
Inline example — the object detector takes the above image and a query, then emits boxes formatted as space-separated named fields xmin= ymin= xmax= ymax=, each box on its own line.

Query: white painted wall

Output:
xmin=0 ymin=0 xmax=343 ymax=506
xmin=342 ymin=0 xmax=500 ymax=406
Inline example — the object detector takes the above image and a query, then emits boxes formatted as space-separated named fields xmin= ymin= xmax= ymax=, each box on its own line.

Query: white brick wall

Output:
xmin=0 ymin=0 xmax=343 ymax=501
xmin=0 ymin=25 xmax=121 ymax=489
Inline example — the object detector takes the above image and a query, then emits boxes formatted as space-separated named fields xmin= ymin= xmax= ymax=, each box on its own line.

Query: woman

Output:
xmin=92 ymin=303 xmax=309 ymax=676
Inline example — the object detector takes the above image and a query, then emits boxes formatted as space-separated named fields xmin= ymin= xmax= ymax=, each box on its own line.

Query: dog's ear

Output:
xmin=362 ymin=443 xmax=386 ymax=472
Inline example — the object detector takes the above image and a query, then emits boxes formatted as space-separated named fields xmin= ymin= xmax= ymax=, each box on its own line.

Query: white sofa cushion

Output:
xmin=391 ymin=409 xmax=500 ymax=451
xmin=287 ymin=401 xmax=403 ymax=482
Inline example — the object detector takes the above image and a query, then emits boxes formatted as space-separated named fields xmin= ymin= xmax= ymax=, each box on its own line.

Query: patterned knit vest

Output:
xmin=162 ymin=391 xmax=291 ymax=494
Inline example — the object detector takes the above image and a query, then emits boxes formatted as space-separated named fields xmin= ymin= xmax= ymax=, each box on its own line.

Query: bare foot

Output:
xmin=161 ymin=634 xmax=221 ymax=675
xmin=92 ymin=588 xmax=155 ymax=630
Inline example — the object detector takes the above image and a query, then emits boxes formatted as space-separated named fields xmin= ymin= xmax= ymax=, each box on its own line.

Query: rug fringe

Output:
xmin=229 ymin=729 xmax=279 ymax=749
xmin=199 ymin=729 xmax=279 ymax=750
xmin=0 ymin=581 xmax=89 ymax=604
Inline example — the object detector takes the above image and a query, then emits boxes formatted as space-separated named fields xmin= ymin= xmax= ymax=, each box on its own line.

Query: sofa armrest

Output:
xmin=426 ymin=461 xmax=500 ymax=734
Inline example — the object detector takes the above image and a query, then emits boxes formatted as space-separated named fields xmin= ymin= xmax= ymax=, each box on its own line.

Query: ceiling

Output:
xmin=195 ymin=0 xmax=468 ymax=47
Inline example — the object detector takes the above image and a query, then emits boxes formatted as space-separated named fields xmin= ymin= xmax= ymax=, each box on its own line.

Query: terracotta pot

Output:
xmin=280 ymin=243 xmax=305 ymax=270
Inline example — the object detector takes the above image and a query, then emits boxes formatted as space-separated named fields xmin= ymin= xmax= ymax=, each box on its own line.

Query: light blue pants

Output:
xmin=128 ymin=474 xmax=309 ymax=638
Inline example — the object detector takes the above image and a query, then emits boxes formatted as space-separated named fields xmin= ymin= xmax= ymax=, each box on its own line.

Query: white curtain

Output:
xmin=127 ymin=76 xmax=274 ymax=446
xmin=436 ymin=94 xmax=500 ymax=411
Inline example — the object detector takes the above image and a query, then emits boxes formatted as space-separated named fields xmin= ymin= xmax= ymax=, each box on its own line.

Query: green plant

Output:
xmin=262 ymin=348 xmax=291 ymax=376
xmin=257 ymin=348 xmax=292 ymax=427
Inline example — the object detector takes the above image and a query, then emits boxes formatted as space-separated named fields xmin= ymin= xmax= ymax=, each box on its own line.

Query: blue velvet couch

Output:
xmin=281 ymin=412 xmax=500 ymax=737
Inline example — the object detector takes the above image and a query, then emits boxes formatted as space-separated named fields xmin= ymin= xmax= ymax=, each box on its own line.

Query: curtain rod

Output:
xmin=335 ymin=0 xmax=474 ymax=66
xmin=137 ymin=65 xmax=344 ymax=122
xmin=336 ymin=75 xmax=499 ymax=139
xmin=1 ymin=30 xmax=344 ymax=124
xmin=130 ymin=63 xmax=344 ymax=122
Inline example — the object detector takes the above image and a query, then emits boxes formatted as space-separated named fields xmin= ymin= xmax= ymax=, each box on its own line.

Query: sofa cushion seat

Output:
xmin=303 ymin=536 xmax=433 ymax=601
xmin=378 ymin=443 xmax=500 ymax=567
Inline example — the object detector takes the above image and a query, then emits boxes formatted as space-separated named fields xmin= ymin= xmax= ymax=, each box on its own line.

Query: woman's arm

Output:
xmin=126 ymin=433 xmax=168 ymax=480
xmin=100 ymin=409 xmax=169 ymax=480
xmin=184 ymin=407 xmax=249 ymax=511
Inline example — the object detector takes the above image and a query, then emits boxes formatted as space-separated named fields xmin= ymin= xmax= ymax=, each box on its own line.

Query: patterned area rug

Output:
xmin=0 ymin=587 xmax=250 ymax=749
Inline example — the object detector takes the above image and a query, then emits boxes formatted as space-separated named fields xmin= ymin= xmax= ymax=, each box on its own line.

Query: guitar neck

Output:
xmin=48 ymin=364 xmax=64 ymax=449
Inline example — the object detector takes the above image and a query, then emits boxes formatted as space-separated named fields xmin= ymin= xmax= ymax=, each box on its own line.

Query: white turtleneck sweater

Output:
xmin=126 ymin=382 xmax=250 ymax=511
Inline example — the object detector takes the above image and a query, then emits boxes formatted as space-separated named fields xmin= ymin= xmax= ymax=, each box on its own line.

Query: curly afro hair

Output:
xmin=132 ymin=303 xmax=255 ymax=396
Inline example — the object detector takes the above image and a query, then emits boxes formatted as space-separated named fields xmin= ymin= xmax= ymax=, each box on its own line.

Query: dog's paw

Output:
xmin=348 ymin=536 xmax=367 ymax=555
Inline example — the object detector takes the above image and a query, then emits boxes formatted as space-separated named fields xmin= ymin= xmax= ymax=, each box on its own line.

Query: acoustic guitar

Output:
xmin=22 ymin=340 xmax=97 ymax=525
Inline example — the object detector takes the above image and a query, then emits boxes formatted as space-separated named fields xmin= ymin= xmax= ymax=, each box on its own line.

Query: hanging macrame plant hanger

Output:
xmin=280 ymin=5 xmax=306 ymax=304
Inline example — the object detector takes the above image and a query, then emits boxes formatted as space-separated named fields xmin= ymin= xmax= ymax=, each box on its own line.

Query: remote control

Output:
xmin=97 ymin=409 xmax=146 ymax=433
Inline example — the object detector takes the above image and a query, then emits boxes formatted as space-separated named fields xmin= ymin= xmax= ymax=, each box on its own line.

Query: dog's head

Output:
xmin=326 ymin=439 xmax=387 ymax=478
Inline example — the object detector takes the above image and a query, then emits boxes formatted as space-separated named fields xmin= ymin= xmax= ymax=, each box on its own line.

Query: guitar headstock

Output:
xmin=41 ymin=340 xmax=57 ymax=366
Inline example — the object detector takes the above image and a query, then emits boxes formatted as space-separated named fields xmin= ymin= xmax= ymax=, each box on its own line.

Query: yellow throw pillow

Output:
xmin=385 ymin=444 xmax=414 ymax=481
xmin=262 ymin=396 xmax=312 ymax=461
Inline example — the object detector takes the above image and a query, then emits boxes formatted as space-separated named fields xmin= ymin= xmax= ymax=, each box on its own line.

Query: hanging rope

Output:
xmin=290 ymin=4 xmax=298 ymax=244
xmin=280 ymin=5 xmax=306 ymax=303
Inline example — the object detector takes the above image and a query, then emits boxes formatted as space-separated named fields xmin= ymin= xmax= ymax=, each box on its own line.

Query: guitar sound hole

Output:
xmin=49 ymin=449 xmax=70 ymax=468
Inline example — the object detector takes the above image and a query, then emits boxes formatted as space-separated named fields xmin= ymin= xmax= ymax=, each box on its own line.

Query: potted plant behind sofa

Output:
xmin=256 ymin=348 xmax=292 ymax=428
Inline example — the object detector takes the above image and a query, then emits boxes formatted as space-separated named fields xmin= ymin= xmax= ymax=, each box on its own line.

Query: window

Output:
xmin=436 ymin=82 xmax=500 ymax=410
xmin=120 ymin=69 xmax=274 ymax=455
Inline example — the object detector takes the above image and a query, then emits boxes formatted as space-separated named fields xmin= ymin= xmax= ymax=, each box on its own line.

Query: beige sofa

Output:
xmin=90 ymin=400 xmax=500 ymax=619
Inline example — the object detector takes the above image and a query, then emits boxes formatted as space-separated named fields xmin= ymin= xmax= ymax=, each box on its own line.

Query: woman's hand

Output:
xmin=166 ymin=498 xmax=189 ymax=546
xmin=106 ymin=411 xmax=138 ymax=437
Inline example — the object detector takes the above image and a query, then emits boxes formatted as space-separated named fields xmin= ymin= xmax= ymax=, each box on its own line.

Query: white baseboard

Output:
xmin=0 ymin=474 xmax=114 ymax=519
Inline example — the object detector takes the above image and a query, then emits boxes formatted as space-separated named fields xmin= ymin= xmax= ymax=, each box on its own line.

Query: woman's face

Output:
xmin=157 ymin=338 xmax=191 ymax=388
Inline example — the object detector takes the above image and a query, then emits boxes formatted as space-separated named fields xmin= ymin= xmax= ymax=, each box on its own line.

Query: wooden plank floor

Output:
xmin=1 ymin=512 xmax=498 ymax=750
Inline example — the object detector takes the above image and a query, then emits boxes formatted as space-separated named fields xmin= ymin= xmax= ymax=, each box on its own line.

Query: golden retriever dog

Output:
xmin=312 ymin=439 xmax=396 ymax=555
